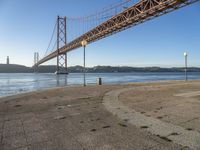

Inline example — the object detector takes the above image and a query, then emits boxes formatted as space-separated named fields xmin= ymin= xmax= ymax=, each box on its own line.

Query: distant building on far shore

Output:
xmin=6 ymin=56 xmax=9 ymax=64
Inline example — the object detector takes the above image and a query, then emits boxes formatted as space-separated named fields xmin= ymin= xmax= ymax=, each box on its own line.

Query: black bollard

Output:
xmin=97 ymin=78 xmax=102 ymax=85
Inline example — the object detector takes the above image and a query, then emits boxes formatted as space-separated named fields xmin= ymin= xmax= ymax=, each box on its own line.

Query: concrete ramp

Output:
xmin=175 ymin=91 xmax=200 ymax=97
xmin=103 ymin=87 xmax=200 ymax=150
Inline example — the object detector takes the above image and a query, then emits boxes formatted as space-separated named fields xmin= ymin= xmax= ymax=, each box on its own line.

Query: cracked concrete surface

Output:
xmin=0 ymin=81 xmax=199 ymax=150
xmin=103 ymin=81 xmax=200 ymax=149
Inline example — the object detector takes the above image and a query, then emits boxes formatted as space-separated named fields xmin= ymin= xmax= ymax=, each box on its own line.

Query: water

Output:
xmin=0 ymin=72 xmax=200 ymax=98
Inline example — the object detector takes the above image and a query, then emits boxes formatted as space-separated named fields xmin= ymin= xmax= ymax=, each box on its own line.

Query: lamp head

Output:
xmin=184 ymin=52 xmax=188 ymax=57
xmin=81 ymin=40 xmax=87 ymax=46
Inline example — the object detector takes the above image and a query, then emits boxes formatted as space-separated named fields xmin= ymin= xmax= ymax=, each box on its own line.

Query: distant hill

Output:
xmin=0 ymin=64 xmax=200 ymax=73
xmin=0 ymin=64 xmax=31 ymax=73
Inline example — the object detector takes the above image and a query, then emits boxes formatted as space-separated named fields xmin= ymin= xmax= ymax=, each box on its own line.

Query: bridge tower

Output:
xmin=34 ymin=52 xmax=39 ymax=73
xmin=56 ymin=16 xmax=68 ymax=75
xmin=6 ymin=56 xmax=10 ymax=65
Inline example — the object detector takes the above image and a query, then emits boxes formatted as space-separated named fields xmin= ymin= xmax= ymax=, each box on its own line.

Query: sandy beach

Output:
xmin=0 ymin=80 xmax=200 ymax=150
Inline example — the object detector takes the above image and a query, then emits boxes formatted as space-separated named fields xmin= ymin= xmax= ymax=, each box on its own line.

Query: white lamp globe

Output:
xmin=81 ymin=40 xmax=87 ymax=46
xmin=184 ymin=52 xmax=188 ymax=57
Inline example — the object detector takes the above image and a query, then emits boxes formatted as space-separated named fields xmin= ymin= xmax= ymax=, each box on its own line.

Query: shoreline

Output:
xmin=1 ymin=78 xmax=200 ymax=101
xmin=1 ymin=72 xmax=200 ymax=99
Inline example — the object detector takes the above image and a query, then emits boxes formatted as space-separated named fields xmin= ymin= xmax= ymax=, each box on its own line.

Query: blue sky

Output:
xmin=0 ymin=0 xmax=200 ymax=67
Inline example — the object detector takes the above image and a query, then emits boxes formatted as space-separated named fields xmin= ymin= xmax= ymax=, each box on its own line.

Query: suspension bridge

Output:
xmin=33 ymin=0 xmax=199 ymax=74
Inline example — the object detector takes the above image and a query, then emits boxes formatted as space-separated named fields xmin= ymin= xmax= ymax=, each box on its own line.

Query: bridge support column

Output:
xmin=56 ymin=53 xmax=68 ymax=74
xmin=33 ymin=52 xmax=39 ymax=73
xmin=56 ymin=16 xmax=68 ymax=75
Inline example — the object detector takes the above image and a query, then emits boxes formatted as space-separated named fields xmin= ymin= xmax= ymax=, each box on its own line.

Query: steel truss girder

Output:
xmin=35 ymin=0 xmax=199 ymax=66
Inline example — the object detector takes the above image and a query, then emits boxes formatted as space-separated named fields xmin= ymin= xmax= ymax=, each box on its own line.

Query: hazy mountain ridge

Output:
xmin=0 ymin=64 xmax=200 ymax=73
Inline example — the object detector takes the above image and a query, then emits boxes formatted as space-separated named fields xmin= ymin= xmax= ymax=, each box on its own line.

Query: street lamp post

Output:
xmin=184 ymin=52 xmax=188 ymax=81
xmin=81 ymin=40 xmax=88 ymax=86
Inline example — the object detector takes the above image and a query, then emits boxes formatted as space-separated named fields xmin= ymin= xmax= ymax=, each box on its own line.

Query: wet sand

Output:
xmin=0 ymin=80 xmax=199 ymax=150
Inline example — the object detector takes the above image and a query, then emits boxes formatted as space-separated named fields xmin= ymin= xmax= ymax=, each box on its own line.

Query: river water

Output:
xmin=0 ymin=72 xmax=200 ymax=98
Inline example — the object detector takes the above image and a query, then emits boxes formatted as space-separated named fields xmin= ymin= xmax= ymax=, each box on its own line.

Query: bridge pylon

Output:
xmin=33 ymin=52 xmax=39 ymax=73
xmin=55 ymin=16 xmax=68 ymax=75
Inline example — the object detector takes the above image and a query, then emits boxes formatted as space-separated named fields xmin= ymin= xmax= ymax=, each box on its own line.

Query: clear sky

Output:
xmin=0 ymin=0 xmax=200 ymax=67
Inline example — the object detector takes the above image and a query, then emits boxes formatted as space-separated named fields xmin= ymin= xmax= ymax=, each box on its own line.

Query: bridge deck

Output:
xmin=35 ymin=0 xmax=199 ymax=66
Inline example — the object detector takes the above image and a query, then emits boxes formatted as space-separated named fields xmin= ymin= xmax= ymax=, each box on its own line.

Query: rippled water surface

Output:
xmin=0 ymin=72 xmax=200 ymax=97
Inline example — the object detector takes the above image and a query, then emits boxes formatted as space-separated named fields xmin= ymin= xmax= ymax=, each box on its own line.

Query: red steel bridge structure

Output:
xmin=33 ymin=0 xmax=199 ymax=74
